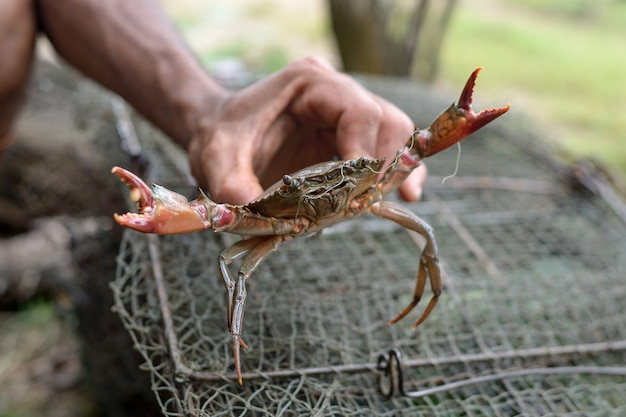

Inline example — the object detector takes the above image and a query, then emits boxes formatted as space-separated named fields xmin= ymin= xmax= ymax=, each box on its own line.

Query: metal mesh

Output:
xmin=111 ymin=79 xmax=626 ymax=416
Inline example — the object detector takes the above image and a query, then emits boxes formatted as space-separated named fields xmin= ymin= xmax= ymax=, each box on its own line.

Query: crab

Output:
xmin=112 ymin=68 xmax=509 ymax=384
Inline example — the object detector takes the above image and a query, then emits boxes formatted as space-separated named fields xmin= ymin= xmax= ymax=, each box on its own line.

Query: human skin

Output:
xmin=0 ymin=0 xmax=427 ymax=204
xmin=0 ymin=0 xmax=37 ymax=154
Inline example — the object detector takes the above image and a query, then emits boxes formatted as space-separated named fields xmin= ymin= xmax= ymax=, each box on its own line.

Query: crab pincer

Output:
xmin=111 ymin=68 xmax=509 ymax=385
xmin=112 ymin=166 xmax=212 ymax=234
xmin=412 ymin=67 xmax=510 ymax=158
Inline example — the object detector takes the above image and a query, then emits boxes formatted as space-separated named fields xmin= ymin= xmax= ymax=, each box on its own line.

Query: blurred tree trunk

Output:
xmin=328 ymin=0 xmax=458 ymax=82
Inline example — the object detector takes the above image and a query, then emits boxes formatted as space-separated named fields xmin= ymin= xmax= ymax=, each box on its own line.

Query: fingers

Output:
xmin=215 ymin=173 xmax=264 ymax=206
xmin=286 ymin=59 xmax=414 ymax=162
xmin=399 ymin=164 xmax=428 ymax=202
xmin=187 ymin=72 xmax=301 ymax=204
xmin=188 ymin=126 xmax=265 ymax=205
xmin=314 ymin=77 xmax=425 ymax=202
xmin=188 ymin=56 xmax=427 ymax=204
xmin=286 ymin=59 xmax=381 ymax=160
xmin=296 ymin=79 xmax=383 ymax=160
xmin=370 ymin=96 xmax=414 ymax=164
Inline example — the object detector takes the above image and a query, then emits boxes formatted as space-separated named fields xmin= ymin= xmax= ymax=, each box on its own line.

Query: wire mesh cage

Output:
xmin=111 ymin=77 xmax=626 ymax=416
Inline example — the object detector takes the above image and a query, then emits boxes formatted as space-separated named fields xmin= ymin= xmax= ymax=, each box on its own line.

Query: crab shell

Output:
xmin=111 ymin=67 xmax=510 ymax=384
xmin=246 ymin=157 xmax=385 ymax=220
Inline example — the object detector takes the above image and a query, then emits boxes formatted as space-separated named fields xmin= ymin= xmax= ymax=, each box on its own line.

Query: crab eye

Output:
xmin=281 ymin=175 xmax=301 ymax=192
xmin=355 ymin=157 xmax=367 ymax=169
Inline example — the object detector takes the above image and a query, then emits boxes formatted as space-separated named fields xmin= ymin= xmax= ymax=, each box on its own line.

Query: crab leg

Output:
xmin=219 ymin=238 xmax=263 ymax=335
xmin=380 ymin=68 xmax=510 ymax=195
xmin=107 ymin=67 xmax=509 ymax=385
xmin=219 ymin=235 xmax=284 ymax=384
xmin=111 ymin=166 xmax=310 ymax=236
xmin=371 ymin=201 xmax=442 ymax=329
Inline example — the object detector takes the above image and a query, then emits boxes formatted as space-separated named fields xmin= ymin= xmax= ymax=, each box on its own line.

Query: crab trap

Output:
xmin=109 ymin=77 xmax=626 ymax=416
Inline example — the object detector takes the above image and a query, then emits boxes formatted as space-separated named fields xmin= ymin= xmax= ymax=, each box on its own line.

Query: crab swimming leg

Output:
xmin=219 ymin=235 xmax=285 ymax=384
xmin=370 ymin=201 xmax=442 ymax=329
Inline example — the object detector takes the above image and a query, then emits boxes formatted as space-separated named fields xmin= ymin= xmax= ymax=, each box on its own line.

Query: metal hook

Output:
xmin=377 ymin=346 xmax=626 ymax=400
xmin=377 ymin=349 xmax=406 ymax=398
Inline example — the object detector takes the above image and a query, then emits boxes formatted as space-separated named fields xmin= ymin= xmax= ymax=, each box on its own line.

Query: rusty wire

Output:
xmin=111 ymin=79 xmax=626 ymax=416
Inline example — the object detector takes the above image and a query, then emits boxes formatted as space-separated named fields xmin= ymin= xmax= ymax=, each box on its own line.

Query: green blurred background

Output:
xmin=163 ymin=0 xmax=626 ymax=177
xmin=2 ymin=1 xmax=625 ymax=416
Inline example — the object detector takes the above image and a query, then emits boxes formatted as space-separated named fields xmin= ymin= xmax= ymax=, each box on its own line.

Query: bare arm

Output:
xmin=35 ymin=0 xmax=426 ymax=204
xmin=0 ymin=0 xmax=37 ymax=151
xmin=37 ymin=0 xmax=225 ymax=149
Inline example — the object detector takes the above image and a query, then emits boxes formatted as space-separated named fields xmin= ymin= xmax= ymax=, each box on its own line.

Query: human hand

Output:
xmin=187 ymin=57 xmax=427 ymax=205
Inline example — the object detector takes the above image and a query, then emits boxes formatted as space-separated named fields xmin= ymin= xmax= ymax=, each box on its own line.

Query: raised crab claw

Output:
xmin=112 ymin=68 xmax=509 ymax=384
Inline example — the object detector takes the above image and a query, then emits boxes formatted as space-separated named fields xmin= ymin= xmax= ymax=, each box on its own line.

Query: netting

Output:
xmin=111 ymin=78 xmax=626 ymax=416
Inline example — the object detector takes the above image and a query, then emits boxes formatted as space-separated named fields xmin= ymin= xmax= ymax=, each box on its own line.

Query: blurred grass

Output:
xmin=441 ymin=0 xmax=626 ymax=174
xmin=162 ymin=0 xmax=626 ymax=177
xmin=162 ymin=0 xmax=331 ymax=73
xmin=0 ymin=303 xmax=92 ymax=417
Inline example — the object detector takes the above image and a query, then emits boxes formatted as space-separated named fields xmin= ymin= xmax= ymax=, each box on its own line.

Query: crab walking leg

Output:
xmin=219 ymin=237 xmax=266 ymax=338
xmin=220 ymin=235 xmax=285 ymax=384
xmin=371 ymin=201 xmax=442 ymax=329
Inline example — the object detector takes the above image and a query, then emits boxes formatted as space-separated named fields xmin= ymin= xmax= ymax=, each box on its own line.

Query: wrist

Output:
xmin=132 ymin=41 xmax=234 ymax=152
xmin=165 ymin=63 xmax=230 ymax=150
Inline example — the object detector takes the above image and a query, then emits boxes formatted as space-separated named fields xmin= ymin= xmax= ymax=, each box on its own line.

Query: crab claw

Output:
xmin=111 ymin=166 xmax=211 ymax=234
xmin=414 ymin=67 xmax=510 ymax=158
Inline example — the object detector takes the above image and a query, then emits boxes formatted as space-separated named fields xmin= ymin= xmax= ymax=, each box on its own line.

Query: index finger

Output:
xmin=333 ymin=93 xmax=383 ymax=160
xmin=287 ymin=71 xmax=383 ymax=160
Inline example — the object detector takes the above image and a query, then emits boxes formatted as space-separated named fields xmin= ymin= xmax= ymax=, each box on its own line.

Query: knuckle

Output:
xmin=211 ymin=180 xmax=239 ymax=204
xmin=360 ymin=99 xmax=384 ymax=121
xmin=282 ymin=56 xmax=337 ymax=82
xmin=292 ymin=56 xmax=333 ymax=72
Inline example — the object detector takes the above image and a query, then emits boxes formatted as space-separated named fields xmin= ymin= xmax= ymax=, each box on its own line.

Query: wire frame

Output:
xmin=112 ymin=80 xmax=626 ymax=416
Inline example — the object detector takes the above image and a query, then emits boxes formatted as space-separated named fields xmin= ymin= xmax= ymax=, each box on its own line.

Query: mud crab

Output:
xmin=112 ymin=68 xmax=509 ymax=384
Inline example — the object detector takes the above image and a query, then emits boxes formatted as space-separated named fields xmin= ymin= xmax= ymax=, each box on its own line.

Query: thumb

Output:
xmin=189 ymin=131 xmax=265 ymax=205
xmin=398 ymin=164 xmax=428 ymax=202
xmin=208 ymin=166 xmax=264 ymax=205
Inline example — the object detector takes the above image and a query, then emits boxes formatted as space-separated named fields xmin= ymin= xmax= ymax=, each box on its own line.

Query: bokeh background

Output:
xmin=1 ymin=1 xmax=625 ymax=416
xmin=162 ymin=0 xmax=626 ymax=176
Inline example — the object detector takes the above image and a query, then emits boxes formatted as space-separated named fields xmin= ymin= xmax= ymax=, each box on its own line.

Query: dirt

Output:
xmin=0 ymin=58 xmax=156 ymax=417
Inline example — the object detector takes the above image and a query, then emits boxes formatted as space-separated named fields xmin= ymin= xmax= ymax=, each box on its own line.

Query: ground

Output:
xmin=2 ymin=1 xmax=625 ymax=416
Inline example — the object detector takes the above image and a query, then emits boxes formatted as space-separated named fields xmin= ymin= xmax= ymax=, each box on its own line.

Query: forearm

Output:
xmin=0 ymin=0 xmax=37 ymax=142
xmin=36 ymin=0 xmax=226 ymax=148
